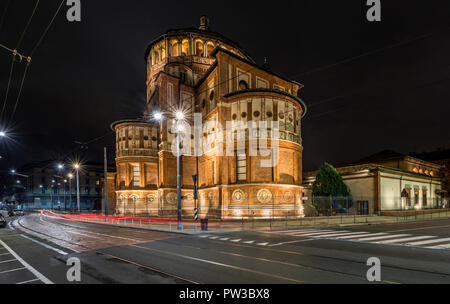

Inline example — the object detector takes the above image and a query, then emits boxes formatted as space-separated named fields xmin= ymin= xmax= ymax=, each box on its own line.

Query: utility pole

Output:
xmin=103 ymin=147 xmax=108 ymax=215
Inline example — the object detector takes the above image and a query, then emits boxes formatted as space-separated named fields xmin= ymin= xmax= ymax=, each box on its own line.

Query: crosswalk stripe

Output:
xmin=293 ymin=231 xmax=348 ymax=237
xmin=335 ymin=232 xmax=387 ymax=239
xmin=283 ymin=230 xmax=333 ymax=236
xmin=209 ymin=236 xmax=219 ymax=239
xmin=428 ymin=243 xmax=450 ymax=249
xmin=354 ymin=234 xmax=411 ymax=241
xmin=406 ymin=237 xmax=450 ymax=246
xmin=243 ymin=240 xmax=255 ymax=244
xmin=271 ymin=229 xmax=318 ymax=234
xmin=312 ymin=231 xmax=368 ymax=238
xmin=219 ymin=238 xmax=230 ymax=241
xmin=257 ymin=242 xmax=269 ymax=246
xmin=199 ymin=235 xmax=210 ymax=238
xmin=377 ymin=235 xmax=435 ymax=244
xmin=230 ymin=239 xmax=241 ymax=242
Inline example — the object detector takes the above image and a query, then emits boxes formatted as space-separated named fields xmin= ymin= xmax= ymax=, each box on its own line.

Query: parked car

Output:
xmin=13 ymin=210 xmax=24 ymax=216
xmin=0 ymin=208 xmax=9 ymax=217
xmin=0 ymin=215 xmax=6 ymax=228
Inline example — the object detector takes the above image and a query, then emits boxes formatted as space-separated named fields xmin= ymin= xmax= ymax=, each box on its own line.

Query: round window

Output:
xmin=266 ymin=112 xmax=273 ymax=118
xmin=253 ymin=111 xmax=260 ymax=118
xmin=151 ymin=136 xmax=157 ymax=141
xmin=279 ymin=113 xmax=285 ymax=119
xmin=241 ymin=112 xmax=247 ymax=118
xmin=144 ymin=136 xmax=149 ymax=141
xmin=232 ymin=114 xmax=237 ymax=120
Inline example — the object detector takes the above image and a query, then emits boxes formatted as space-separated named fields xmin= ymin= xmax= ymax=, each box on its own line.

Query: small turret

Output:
xmin=199 ymin=15 xmax=210 ymax=31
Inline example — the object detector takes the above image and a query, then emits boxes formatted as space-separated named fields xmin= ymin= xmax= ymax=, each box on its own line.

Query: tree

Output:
xmin=311 ymin=163 xmax=351 ymax=215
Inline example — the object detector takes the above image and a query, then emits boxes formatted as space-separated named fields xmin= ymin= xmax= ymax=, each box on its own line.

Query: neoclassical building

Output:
xmin=107 ymin=16 xmax=307 ymax=219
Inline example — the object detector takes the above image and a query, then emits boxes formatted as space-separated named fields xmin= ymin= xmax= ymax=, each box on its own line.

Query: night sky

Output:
xmin=0 ymin=0 xmax=449 ymax=172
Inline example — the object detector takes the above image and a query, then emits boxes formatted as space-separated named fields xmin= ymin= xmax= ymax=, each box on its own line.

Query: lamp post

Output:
xmin=74 ymin=163 xmax=80 ymax=213
xmin=153 ymin=110 xmax=185 ymax=230
xmin=68 ymin=173 xmax=73 ymax=212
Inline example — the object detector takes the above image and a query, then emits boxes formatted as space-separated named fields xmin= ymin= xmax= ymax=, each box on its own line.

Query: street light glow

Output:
xmin=58 ymin=164 xmax=64 ymax=169
xmin=154 ymin=112 xmax=163 ymax=121
xmin=176 ymin=111 xmax=184 ymax=120
xmin=10 ymin=169 xmax=16 ymax=174
xmin=74 ymin=163 xmax=80 ymax=170
xmin=68 ymin=173 xmax=73 ymax=178
xmin=0 ymin=131 xmax=5 ymax=137
xmin=177 ymin=124 xmax=185 ymax=132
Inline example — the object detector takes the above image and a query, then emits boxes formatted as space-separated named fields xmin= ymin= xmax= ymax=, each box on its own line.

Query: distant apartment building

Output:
xmin=18 ymin=161 xmax=112 ymax=211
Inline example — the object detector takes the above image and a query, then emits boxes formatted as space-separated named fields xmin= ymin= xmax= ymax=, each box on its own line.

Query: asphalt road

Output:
xmin=1 ymin=212 xmax=450 ymax=284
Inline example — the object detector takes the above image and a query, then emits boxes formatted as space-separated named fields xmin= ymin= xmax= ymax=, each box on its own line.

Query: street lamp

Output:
xmin=68 ymin=173 xmax=73 ymax=212
xmin=73 ymin=163 xmax=80 ymax=213
xmin=0 ymin=131 xmax=6 ymax=137
xmin=154 ymin=110 xmax=185 ymax=230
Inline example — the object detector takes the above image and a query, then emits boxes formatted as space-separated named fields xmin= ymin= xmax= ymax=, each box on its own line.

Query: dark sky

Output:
xmin=0 ymin=0 xmax=449 ymax=172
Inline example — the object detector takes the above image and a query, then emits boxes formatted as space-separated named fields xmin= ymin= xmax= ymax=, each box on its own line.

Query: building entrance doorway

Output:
xmin=357 ymin=201 xmax=369 ymax=215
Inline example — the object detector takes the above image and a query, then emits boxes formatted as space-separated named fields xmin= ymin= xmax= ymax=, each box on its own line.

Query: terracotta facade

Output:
xmin=107 ymin=17 xmax=307 ymax=219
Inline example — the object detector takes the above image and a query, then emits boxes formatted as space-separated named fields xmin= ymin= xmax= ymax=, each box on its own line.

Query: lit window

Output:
xmin=133 ymin=166 xmax=140 ymax=187
xmin=236 ymin=152 xmax=247 ymax=181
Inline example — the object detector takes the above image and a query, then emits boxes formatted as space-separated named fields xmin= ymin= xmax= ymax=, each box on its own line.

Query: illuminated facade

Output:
xmin=107 ymin=16 xmax=307 ymax=219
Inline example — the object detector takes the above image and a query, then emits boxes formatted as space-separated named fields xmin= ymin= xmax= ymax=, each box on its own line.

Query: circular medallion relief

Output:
xmin=257 ymin=189 xmax=273 ymax=203
xmin=166 ymin=192 xmax=176 ymax=204
xmin=232 ymin=189 xmax=245 ymax=203
xmin=185 ymin=193 xmax=193 ymax=201
xmin=283 ymin=191 xmax=293 ymax=202
xmin=147 ymin=194 xmax=156 ymax=202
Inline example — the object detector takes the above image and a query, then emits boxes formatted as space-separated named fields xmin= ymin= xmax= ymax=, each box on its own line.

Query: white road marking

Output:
xmin=0 ymin=252 xmax=11 ymax=256
xmin=268 ymin=239 xmax=316 ymax=247
xmin=286 ymin=230 xmax=332 ymax=235
xmin=427 ymin=243 xmax=450 ymax=249
xmin=269 ymin=229 xmax=317 ymax=234
xmin=312 ymin=231 xmax=368 ymax=238
xmin=0 ymin=259 xmax=17 ymax=264
xmin=0 ymin=239 xmax=53 ymax=284
xmin=8 ymin=221 xmax=15 ymax=230
xmin=219 ymin=238 xmax=230 ymax=241
xmin=230 ymin=239 xmax=242 ymax=242
xmin=199 ymin=235 xmax=210 ymax=238
xmin=335 ymin=232 xmax=388 ymax=239
xmin=209 ymin=236 xmax=219 ymax=239
xmin=16 ymin=278 xmax=40 ymax=284
xmin=354 ymin=234 xmax=411 ymax=241
xmin=0 ymin=267 xmax=26 ymax=274
xmin=20 ymin=234 xmax=68 ymax=255
xmin=256 ymin=242 xmax=269 ymax=246
xmin=376 ymin=235 xmax=436 ymax=244
xmin=292 ymin=230 xmax=348 ymax=237
xmin=243 ymin=240 xmax=255 ymax=244
xmin=406 ymin=237 xmax=450 ymax=246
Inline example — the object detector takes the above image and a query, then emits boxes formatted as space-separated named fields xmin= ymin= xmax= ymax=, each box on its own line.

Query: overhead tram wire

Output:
xmin=29 ymin=0 xmax=65 ymax=57
xmin=8 ymin=0 xmax=65 ymax=124
xmin=0 ymin=0 xmax=11 ymax=38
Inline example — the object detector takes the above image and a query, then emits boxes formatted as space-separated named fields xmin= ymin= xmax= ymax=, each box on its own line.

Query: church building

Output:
xmin=106 ymin=16 xmax=307 ymax=219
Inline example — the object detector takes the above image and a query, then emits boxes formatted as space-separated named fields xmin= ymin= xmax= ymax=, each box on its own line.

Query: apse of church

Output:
xmin=108 ymin=16 xmax=307 ymax=219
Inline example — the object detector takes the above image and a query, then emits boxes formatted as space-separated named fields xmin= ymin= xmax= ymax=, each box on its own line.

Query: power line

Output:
xmin=9 ymin=57 xmax=31 ymax=122
xmin=15 ymin=0 xmax=40 ymax=50
xmin=0 ymin=0 xmax=11 ymax=38
xmin=29 ymin=0 xmax=65 ymax=57
xmin=289 ymin=32 xmax=436 ymax=80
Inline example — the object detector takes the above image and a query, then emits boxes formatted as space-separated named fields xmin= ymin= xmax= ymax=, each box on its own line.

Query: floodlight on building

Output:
xmin=176 ymin=111 xmax=184 ymax=120
xmin=154 ymin=112 xmax=163 ymax=121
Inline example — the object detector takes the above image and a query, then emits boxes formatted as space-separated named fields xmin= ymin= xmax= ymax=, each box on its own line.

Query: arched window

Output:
xmin=182 ymin=39 xmax=189 ymax=56
xmin=170 ymin=40 xmax=179 ymax=57
xmin=195 ymin=40 xmax=204 ymax=56
xmin=239 ymin=80 xmax=248 ymax=90
xmin=206 ymin=42 xmax=215 ymax=57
